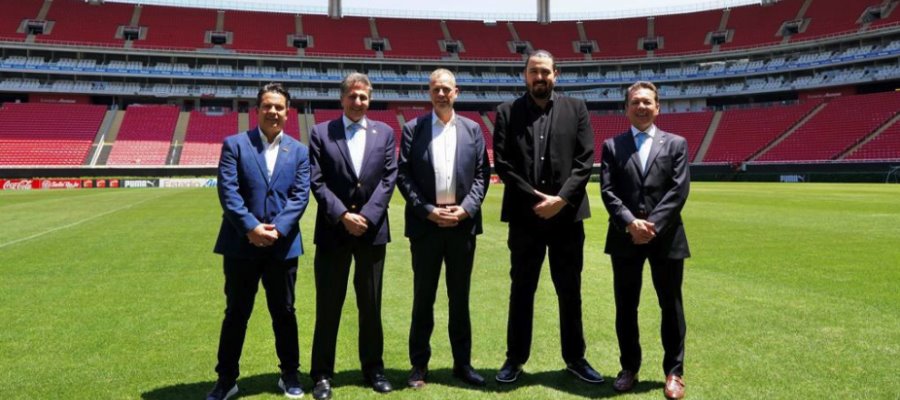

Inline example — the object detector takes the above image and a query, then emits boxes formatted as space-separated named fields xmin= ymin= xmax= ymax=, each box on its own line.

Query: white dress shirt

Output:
xmin=631 ymin=124 xmax=657 ymax=173
xmin=431 ymin=111 xmax=457 ymax=205
xmin=343 ymin=115 xmax=367 ymax=177
xmin=259 ymin=128 xmax=283 ymax=179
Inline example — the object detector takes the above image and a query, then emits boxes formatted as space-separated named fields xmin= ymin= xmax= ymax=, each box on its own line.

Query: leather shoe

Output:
xmin=278 ymin=374 xmax=304 ymax=399
xmin=407 ymin=366 xmax=427 ymax=389
xmin=495 ymin=360 xmax=523 ymax=383
xmin=366 ymin=372 xmax=393 ymax=393
xmin=452 ymin=364 xmax=486 ymax=386
xmin=312 ymin=378 xmax=332 ymax=400
xmin=664 ymin=374 xmax=685 ymax=399
xmin=613 ymin=370 xmax=638 ymax=392
xmin=206 ymin=379 xmax=238 ymax=400
xmin=566 ymin=359 xmax=604 ymax=384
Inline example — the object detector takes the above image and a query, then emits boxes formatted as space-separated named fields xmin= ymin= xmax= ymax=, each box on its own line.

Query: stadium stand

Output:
xmin=224 ymin=10 xmax=296 ymax=54
xmin=757 ymin=91 xmax=900 ymax=162
xmin=655 ymin=111 xmax=714 ymax=161
xmin=845 ymin=117 xmax=900 ymax=160
xmin=653 ymin=10 xmax=721 ymax=55
xmin=514 ymin=21 xmax=581 ymax=59
xmin=106 ymin=105 xmax=179 ymax=166
xmin=0 ymin=103 xmax=106 ymax=165
xmin=703 ymin=100 xmax=823 ymax=163
xmin=870 ymin=2 xmax=900 ymax=27
xmin=0 ymin=0 xmax=41 ymax=40
xmin=788 ymin=0 xmax=868 ymax=41
xmin=36 ymin=0 xmax=132 ymax=46
xmin=444 ymin=20 xmax=519 ymax=60
xmin=720 ymin=0 xmax=802 ymax=49
xmin=135 ymin=5 xmax=216 ymax=50
xmin=376 ymin=18 xmax=445 ymax=58
xmin=582 ymin=16 xmax=650 ymax=58
xmin=179 ymin=111 xmax=239 ymax=165
xmin=303 ymin=15 xmax=373 ymax=56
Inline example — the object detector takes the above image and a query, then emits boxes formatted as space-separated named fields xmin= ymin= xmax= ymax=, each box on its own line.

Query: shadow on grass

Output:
xmin=142 ymin=367 xmax=664 ymax=399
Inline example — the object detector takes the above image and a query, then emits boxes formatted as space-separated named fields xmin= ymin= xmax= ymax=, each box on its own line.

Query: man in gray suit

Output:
xmin=600 ymin=81 xmax=690 ymax=400
xmin=397 ymin=68 xmax=490 ymax=389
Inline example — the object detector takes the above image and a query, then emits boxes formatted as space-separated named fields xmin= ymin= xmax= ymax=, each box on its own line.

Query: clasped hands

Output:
xmin=627 ymin=219 xmax=656 ymax=245
xmin=247 ymin=224 xmax=279 ymax=247
xmin=341 ymin=212 xmax=369 ymax=237
xmin=532 ymin=190 xmax=566 ymax=219
xmin=427 ymin=205 xmax=469 ymax=228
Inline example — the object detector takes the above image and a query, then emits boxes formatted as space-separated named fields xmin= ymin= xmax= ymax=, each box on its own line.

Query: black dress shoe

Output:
xmin=366 ymin=372 xmax=393 ymax=393
xmin=495 ymin=360 xmax=523 ymax=383
xmin=206 ymin=379 xmax=238 ymax=400
xmin=453 ymin=364 xmax=486 ymax=386
xmin=312 ymin=378 xmax=332 ymax=400
xmin=278 ymin=373 xmax=305 ymax=399
xmin=407 ymin=366 xmax=427 ymax=389
xmin=566 ymin=358 xmax=604 ymax=384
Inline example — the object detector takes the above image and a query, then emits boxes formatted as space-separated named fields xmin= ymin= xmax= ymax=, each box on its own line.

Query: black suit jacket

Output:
xmin=493 ymin=93 xmax=594 ymax=226
xmin=397 ymin=113 xmax=490 ymax=239
xmin=309 ymin=117 xmax=397 ymax=247
xmin=600 ymin=127 xmax=690 ymax=259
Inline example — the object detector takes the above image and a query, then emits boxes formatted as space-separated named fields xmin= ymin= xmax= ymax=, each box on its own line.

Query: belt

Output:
xmin=436 ymin=203 xmax=456 ymax=207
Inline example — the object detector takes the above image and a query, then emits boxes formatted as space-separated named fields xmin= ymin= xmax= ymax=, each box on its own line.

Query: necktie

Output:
xmin=636 ymin=132 xmax=649 ymax=172
xmin=347 ymin=123 xmax=364 ymax=176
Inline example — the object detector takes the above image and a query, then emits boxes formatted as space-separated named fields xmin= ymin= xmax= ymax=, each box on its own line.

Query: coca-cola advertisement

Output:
xmin=0 ymin=179 xmax=34 ymax=191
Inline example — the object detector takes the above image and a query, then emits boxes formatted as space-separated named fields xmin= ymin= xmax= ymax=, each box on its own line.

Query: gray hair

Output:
xmin=340 ymin=72 xmax=372 ymax=97
xmin=429 ymin=68 xmax=457 ymax=87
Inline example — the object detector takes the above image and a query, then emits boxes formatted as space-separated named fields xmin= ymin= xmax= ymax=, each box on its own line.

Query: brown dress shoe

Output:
xmin=664 ymin=374 xmax=685 ymax=399
xmin=612 ymin=370 xmax=638 ymax=392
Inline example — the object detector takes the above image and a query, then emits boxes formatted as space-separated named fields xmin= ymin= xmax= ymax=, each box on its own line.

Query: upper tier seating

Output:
xmin=135 ymin=5 xmax=216 ymax=50
xmin=0 ymin=0 xmax=41 ymax=40
xmin=721 ymin=0 xmax=802 ymax=49
xmin=37 ymin=0 xmax=132 ymax=45
xmin=757 ymin=91 xmax=900 ymax=161
xmin=376 ymin=18 xmax=445 ymax=58
xmin=303 ymin=15 xmax=373 ymax=56
xmin=582 ymin=16 xmax=649 ymax=58
xmin=0 ymin=103 xmax=106 ymax=165
xmin=224 ymin=10 xmax=296 ymax=55
xmin=179 ymin=111 xmax=238 ymax=165
xmin=445 ymin=20 xmax=519 ymax=60
xmin=788 ymin=0 xmax=868 ymax=41
xmin=106 ymin=105 xmax=179 ymax=165
xmin=514 ymin=21 xmax=581 ymax=59
xmin=654 ymin=10 xmax=721 ymax=55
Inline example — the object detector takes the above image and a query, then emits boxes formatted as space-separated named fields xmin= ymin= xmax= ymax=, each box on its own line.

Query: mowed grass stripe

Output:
xmin=0 ymin=183 xmax=898 ymax=399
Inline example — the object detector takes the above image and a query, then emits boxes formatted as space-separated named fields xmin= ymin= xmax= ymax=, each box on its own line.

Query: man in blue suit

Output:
xmin=397 ymin=69 xmax=490 ymax=389
xmin=207 ymin=83 xmax=310 ymax=400
xmin=308 ymin=72 xmax=397 ymax=400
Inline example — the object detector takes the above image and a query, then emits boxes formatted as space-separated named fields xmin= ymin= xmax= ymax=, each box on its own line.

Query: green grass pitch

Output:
xmin=1 ymin=182 xmax=898 ymax=399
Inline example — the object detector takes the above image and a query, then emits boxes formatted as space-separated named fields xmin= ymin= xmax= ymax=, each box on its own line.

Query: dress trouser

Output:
xmin=611 ymin=253 xmax=686 ymax=376
xmin=505 ymin=221 xmax=586 ymax=365
xmin=310 ymin=242 xmax=386 ymax=380
xmin=408 ymin=228 xmax=476 ymax=368
xmin=216 ymin=255 xmax=300 ymax=381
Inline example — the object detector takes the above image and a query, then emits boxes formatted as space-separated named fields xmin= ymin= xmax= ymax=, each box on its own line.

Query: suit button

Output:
xmin=350 ymin=204 xmax=357 ymax=210
xmin=356 ymin=183 xmax=361 ymax=188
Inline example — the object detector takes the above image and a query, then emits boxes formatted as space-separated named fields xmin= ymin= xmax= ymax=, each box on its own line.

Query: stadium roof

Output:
xmin=106 ymin=0 xmax=763 ymax=21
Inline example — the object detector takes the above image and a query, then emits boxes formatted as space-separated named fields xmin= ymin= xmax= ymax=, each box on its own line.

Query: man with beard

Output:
xmin=492 ymin=50 xmax=602 ymax=385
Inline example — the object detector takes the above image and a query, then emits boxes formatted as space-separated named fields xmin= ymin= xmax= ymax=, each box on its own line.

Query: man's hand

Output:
xmin=532 ymin=190 xmax=567 ymax=219
xmin=341 ymin=212 xmax=369 ymax=237
xmin=247 ymin=224 xmax=279 ymax=247
xmin=627 ymin=219 xmax=656 ymax=245
xmin=427 ymin=206 xmax=460 ymax=228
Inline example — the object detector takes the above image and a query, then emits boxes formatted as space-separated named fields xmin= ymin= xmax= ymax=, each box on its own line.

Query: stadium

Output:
xmin=0 ymin=0 xmax=898 ymax=399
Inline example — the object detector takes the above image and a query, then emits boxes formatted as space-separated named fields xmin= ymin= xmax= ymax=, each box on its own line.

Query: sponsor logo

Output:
xmin=122 ymin=179 xmax=159 ymax=188
xmin=1 ymin=179 xmax=33 ymax=190
xmin=39 ymin=179 xmax=82 ymax=189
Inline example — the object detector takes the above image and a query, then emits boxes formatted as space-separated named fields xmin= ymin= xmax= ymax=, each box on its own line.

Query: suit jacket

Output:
xmin=397 ymin=113 xmax=490 ymax=239
xmin=600 ymin=127 xmax=690 ymax=259
xmin=493 ymin=93 xmax=594 ymax=226
xmin=214 ymin=129 xmax=311 ymax=260
xmin=309 ymin=117 xmax=397 ymax=247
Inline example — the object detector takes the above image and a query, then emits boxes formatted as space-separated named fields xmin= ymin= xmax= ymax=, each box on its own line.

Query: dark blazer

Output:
xmin=214 ymin=129 xmax=310 ymax=260
xmin=309 ymin=117 xmax=397 ymax=247
xmin=493 ymin=93 xmax=594 ymax=225
xmin=397 ymin=113 xmax=490 ymax=239
xmin=600 ymin=128 xmax=690 ymax=259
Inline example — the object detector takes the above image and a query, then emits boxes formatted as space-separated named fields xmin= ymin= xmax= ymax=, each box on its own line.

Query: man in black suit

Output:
xmin=492 ymin=50 xmax=603 ymax=385
xmin=397 ymin=68 xmax=491 ymax=389
xmin=207 ymin=83 xmax=310 ymax=400
xmin=308 ymin=73 xmax=397 ymax=399
xmin=600 ymin=81 xmax=690 ymax=400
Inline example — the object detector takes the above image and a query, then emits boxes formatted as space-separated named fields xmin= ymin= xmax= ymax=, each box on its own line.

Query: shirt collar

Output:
xmin=432 ymin=110 xmax=456 ymax=127
xmin=631 ymin=124 xmax=657 ymax=138
xmin=258 ymin=127 xmax=283 ymax=145
xmin=343 ymin=114 xmax=367 ymax=130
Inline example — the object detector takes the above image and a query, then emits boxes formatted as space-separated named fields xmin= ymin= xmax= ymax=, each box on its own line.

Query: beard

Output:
xmin=528 ymin=81 xmax=553 ymax=100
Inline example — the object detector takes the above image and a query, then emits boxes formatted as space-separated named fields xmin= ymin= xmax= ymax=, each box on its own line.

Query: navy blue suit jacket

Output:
xmin=397 ymin=113 xmax=490 ymax=239
xmin=214 ymin=129 xmax=311 ymax=260
xmin=309 ymin=117 xmax=397 ymax=247
xmin=600 ymin=128 xmax=691 ymax=259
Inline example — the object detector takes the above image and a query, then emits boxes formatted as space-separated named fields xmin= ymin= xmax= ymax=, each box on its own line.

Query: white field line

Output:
xmin=0 ymin=193 xmax=163 ymax=250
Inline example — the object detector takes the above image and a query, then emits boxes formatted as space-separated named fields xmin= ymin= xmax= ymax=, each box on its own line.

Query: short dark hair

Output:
xmin=525 ymin=49 xmax=556 ymax=71
xmin=257 ymin=82 xmax=290 ymax=106
xmin=340 ymin=72 xmax=373 ymax=97
xmin=625 ymin=81 xmax=659 ymax=105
